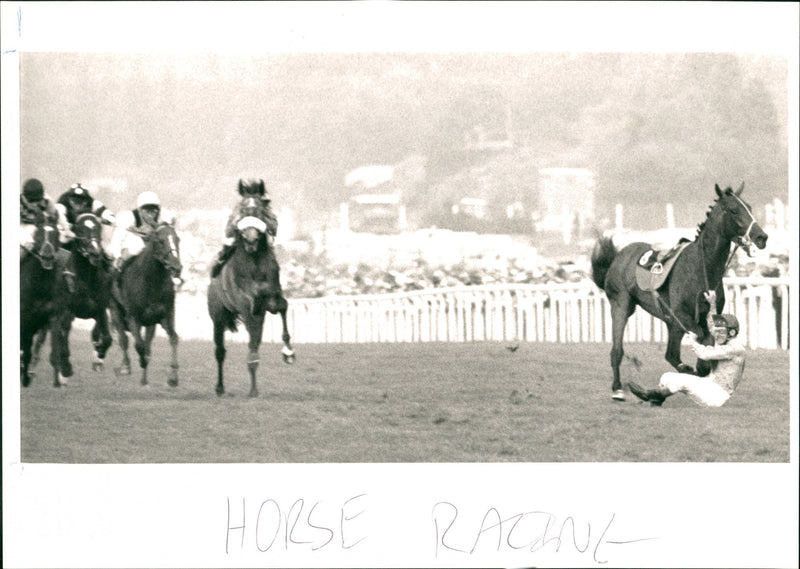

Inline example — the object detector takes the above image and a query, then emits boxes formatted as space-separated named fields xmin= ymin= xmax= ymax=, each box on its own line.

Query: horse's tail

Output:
xmin=591 ymin=237 xmax=617 ymax=291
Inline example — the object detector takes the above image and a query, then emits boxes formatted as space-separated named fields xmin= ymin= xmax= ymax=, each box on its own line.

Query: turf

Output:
xmin=19 ymin=332 xmax=790 ymax=463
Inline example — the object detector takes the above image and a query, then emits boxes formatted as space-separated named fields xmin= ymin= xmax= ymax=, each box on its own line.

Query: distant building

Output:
xmin=340 ymin=193 xmax=407 ymax=234
xmin=451 ymin=197 xmax=489 ymax=220
xmin=342 ymin=165 xmax=409 ymax=234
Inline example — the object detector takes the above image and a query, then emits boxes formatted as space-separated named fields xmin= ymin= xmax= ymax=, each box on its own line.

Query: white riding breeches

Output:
xmin=109 ymin=229 xmax=146 ymax=261
xmin=659 ymin=372 xmax=731 ymax=407
xmin=20 ymin=224 xmax=37 ymax=251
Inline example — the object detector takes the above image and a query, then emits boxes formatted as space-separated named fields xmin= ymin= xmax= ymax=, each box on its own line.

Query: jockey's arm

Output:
xmin=53 ymin=202 xmax=74 ymax=242
xmin=703 ymin=290 xmax=718 ymax=333
xmin=92 ymin=199 xmax=116 ymax=225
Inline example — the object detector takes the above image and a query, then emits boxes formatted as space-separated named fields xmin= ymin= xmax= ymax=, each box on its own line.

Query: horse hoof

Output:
xmin=611 ymin=390 xmax=626 ymax=401
xmin=92 ymin=362 xmax=104 ymax=372
xmin=282 ymin=353 xmax=296 ymax=364
xmin=216 ymin=386 xmax=224 ymax=396
xmin=168 ymin=378 xmax=178 ymax=388
xmin=21 ymin=376 xmax=31 ymax=387
xmin=115 ymin=365 xmax=131 ymax=376
xmin=248 ymin=389 xmax=259 ymax=398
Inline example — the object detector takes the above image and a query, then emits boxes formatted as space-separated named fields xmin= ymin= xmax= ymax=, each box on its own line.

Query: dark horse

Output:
xmin=207 ymin=195 xmax=295 ymax=397
xmin=591 ymin=183 xmax=768 ymax=401
xmin=109 ymin=222 xmax=182 ymax=386
xmin=20 ymin=218 xmax=63 ymax=387
xmin=31 ymin=213 xmax=114 ymax=385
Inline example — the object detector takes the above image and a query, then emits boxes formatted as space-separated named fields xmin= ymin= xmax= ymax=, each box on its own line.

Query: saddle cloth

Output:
xmin=635 ymin=240 xmax=691 ymax=291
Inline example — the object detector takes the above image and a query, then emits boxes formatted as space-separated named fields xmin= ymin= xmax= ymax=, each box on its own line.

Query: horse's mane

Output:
xmin=694 ymin=186 xmax=733 ymax=239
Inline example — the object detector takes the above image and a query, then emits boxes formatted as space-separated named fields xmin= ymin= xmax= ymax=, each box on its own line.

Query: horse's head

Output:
xmin=31 ymin=221 xmax=60 ymax=270
xmin=713 ymin=183 xmax=768 ymax=255
xmin=72 ymin=213 xmax=104 ymax=266
xmin=151 ymin=222 xmax=183 ymax=279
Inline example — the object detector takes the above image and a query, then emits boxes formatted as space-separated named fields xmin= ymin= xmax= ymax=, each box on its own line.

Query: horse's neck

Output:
xmin=696 ymin=219 xmax=734 ymax=284
xmin=234 ymin=244 xmax=275 ymax=279
xmin=133 ymin=242 xmax=165 ymax=275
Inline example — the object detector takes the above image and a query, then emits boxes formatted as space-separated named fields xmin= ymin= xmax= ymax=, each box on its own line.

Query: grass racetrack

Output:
xmin=20 ymin=331 xmax=790 ymax=463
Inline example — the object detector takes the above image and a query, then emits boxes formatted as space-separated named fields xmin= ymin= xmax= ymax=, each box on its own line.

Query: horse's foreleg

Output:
xmin=277 ymin=298 xmax=295 ymax=364
xmin=30 ymin=327 xmax=47 ymax=371
xmin=110 ymin=306 xmax=131 ymax=376
xmin=136 ymin=324 xmax=156 ymax=386
xmin=245 ymin=315 xmax=266 ymax=398
xmin=50 ymin=314 xmax=73 ymax=387
xmin=609 ymin=299 xmax=635 ymax=401
xmin=162 ymin=310 xmax=179 ymax=388
xmin=91 ymin=313 xmax=113 ymax=372
xmin=21 ymin=328 xmax=34 ymax=387
xmin=213 ymin=321 xmax=226 ymax=396
xmin=665 ymin=327 xmax=692 ymax=374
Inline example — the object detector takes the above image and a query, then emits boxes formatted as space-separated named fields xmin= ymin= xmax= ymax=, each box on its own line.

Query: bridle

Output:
xmin=152 ymin=223 xmax=182 ymax=277
xmin=31 ymin=224 xmax=58 ymax=270
xmin=72 ymin=213 xmax=103 ymax=265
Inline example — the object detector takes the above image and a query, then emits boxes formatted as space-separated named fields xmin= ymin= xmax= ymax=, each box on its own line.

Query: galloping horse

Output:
xmin=20 ymin=218 xmax=63 ymax=387
xmin=32 ymin=213 xmax=115 ymax=385
xmin=109 ymin=222 xmax=182 ymax=386
xmin=207 ymin=195 xmax=295 ymax=397
xmin=591 ymin=183 xmax=768 ymax=401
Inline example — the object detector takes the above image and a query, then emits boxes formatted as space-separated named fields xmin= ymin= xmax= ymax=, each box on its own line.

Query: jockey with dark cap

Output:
xmin=19 ymin=177 xmax=74 ymax=288
xmin=210 ymin=178 xmax=278 ymax=278
xmin=55 ymin=183 xmax=116 ymax=251
xmin=20 ymin=178 xmax=70 ymax=255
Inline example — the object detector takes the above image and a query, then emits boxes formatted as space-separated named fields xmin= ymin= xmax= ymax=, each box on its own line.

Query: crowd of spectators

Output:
xmin=176 ymin=233 xmax=789 ymax=299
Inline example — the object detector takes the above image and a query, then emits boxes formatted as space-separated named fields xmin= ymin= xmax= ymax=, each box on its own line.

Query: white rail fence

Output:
xmin=175 ymin=277 xmax=790 ymax=350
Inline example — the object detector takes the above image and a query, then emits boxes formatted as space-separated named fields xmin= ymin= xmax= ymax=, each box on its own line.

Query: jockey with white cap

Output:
xmin=109 ymin=190 xmax=176 ymax=276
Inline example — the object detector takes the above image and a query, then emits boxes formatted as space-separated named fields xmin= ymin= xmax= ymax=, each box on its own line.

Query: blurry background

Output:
xmin=20 ymin=52 xmax=790 ymax=296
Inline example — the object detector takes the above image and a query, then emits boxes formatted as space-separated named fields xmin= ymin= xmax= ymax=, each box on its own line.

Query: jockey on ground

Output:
xmin=109 ymin=190 xmax=181 ymax=285
xmin=210 ymin=178 xmax=278 ymax=278
xmin=56 ymin=183 xmax=116 ymax=254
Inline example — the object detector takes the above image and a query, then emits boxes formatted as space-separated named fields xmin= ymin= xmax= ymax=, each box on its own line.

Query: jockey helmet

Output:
xmin=67 ymin=183 xmax=93 ymax=207
xmin=712 ymin=313 xmax=740 ymax=338
xmin=23 ymin=178 xmax=45 ymax=202
xmin=137 ymin=191 xmax=161 ymax=210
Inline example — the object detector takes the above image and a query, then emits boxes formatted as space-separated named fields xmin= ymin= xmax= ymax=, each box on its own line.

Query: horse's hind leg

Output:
xmin=162 ymin=309 xmax=180 ymax=387
xmin=277 ymin=297 xmax=295 ymax=364
xmin=609 ymin=297 xmax=636 ymax=401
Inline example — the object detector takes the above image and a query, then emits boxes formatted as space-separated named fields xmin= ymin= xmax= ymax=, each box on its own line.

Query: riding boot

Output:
xmin=211 ymin=244 xmax=235 ymax=278
xmin=628 ymin=382 xmax=668 ymax=406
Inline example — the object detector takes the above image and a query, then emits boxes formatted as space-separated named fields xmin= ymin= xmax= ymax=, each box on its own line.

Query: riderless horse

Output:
xmin=591 ymin=183 xmax=768 ymax=401
xmin=20 ymin=217 xmax=64 ymax=387
xmin=109 ymin=221 xmax=182 ymax=387
xmin=207 ymin=195 xmax=295 ymax=397
xmin=32 ymin=213 xmax=115 ymax=385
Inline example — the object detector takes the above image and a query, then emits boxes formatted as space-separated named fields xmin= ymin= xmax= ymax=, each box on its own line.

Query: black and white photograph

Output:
xmin=3 ymin=2 xmax=798 ymax=567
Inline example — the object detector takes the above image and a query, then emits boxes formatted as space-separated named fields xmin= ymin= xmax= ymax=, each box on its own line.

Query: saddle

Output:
xmin=635 ymin=239 xmax=691 ymax=291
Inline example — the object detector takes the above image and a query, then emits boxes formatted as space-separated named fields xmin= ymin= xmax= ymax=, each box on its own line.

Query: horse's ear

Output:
xmin=736 ymin=181 xmax=745 ymax=196
xmin=238 ymin=179 xmax=245 ymax=196
xmin=259 ymin=180 xmax=265 ymax=195
xmin=715 ymin=184 xmax=722 ymax=198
